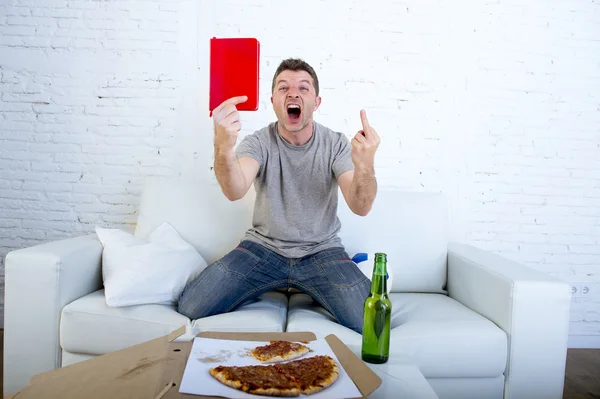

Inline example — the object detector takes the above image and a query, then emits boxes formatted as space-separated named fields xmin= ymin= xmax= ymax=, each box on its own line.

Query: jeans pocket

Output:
xmin=217 ymin=242 xmax=266 ymax=278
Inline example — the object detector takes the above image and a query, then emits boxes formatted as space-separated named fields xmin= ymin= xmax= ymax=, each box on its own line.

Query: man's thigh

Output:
xmin=291 ymin=246 xmax=370 ymax=332
xmin=217 ymin=240 xmax=284 ymax=280
xmin=294 ymin=246 xmax=369 ymax=290
xmin=178 ymin=240 xmax=287 ymax=319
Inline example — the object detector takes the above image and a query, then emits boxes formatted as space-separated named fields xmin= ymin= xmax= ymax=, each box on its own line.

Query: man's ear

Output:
xmin=314 ymin=96 xmax=322 ymax=111
xmin=270 ymin=96 xmax=273 ymax=105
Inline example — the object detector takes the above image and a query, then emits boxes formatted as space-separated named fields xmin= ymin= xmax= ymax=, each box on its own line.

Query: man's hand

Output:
xmin=351 ymin=109 xmax=381 ymax=170
xmin=213 ymin=96 xmax=248 ymax=153
xmin=211 ymin=95 xmax=258 ymax=201
xmin=338 ymin=109 xmax=380 ymax=216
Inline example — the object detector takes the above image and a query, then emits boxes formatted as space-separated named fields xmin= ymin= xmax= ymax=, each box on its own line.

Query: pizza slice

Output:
xmin=276 ymin=355 xmax=339 ymax=395
xmin=250 ymin=340 xmax=310 ymax=363
xmin=209 ymin=355 xmax=339 ymax=397
xmin=209 ymin=364 xmax=302 ymax=397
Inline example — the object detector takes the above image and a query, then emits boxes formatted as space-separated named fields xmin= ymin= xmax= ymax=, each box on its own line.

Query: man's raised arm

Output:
xmin=338 ymin=109 xmax=380 ymax=216
xmin=212 ymin=96 xmax=259 ymax=201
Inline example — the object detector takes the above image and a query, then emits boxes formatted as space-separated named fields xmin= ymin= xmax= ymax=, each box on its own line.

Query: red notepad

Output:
xmin=209 ymin=37 xmax=260 ymax=113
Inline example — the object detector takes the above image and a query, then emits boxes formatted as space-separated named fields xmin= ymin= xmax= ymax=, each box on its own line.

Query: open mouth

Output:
xmin=287 ymin=104 xmax=301 ymax=120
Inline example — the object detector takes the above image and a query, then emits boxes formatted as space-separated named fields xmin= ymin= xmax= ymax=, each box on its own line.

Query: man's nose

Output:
xmin=287 ymin=90 xmax=299 ymax=98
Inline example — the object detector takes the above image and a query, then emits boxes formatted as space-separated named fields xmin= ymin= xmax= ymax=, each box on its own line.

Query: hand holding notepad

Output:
xmin=212 ymin=95 xmax=248 ymax=152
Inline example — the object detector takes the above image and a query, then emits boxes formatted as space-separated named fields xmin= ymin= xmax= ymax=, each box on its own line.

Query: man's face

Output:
xmin=271 ymin=70 xmax=321 ymax=133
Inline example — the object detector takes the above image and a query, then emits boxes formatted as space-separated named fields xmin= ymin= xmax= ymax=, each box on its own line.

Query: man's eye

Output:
xmin=279 ymin=87 xmax=288 ymax=91
xmin=300 ymin=87 xmax=308 ymax=91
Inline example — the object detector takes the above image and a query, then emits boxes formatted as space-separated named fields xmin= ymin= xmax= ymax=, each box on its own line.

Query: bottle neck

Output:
xmin=370 ymin=258 xmax=387 ymax=296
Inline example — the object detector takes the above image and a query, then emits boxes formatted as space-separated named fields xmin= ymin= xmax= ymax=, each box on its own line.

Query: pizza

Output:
xmin=250 ymin=340 xmax=310 ymax=363
xmin=209 ymin=355 xmax=339 ymax=397
xmin=275 ymin=355 xmax=339 ymax=395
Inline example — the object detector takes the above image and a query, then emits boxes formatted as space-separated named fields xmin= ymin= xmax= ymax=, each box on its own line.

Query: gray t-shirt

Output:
xmin=235 ymin=121 xmax=354 ymax=258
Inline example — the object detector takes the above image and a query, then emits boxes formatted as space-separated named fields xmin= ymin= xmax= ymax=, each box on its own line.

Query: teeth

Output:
xmin=287 ymin=105 xmax=300 ymax=109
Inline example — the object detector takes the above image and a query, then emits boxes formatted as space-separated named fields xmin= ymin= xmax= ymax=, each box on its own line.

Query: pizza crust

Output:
xmin=248 ymin=386 xmax=301 ymax=397
xmin=208 ymin=367 xmax=243 ymax=390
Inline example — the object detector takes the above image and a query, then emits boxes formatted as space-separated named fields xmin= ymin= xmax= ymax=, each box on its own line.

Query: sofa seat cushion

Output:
xmin=191 ymin=292 xmax=288 ymax=333
xmin=60 ymin=290 xmax=192 ymax=355
xmin=285 ymin=293 xmax=507 ymax=378
xmin=60 ymin=290 xmax=288 ymax=355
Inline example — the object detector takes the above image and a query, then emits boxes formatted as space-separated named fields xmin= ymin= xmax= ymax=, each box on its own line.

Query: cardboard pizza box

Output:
xmin=5 ymin=327 xmax=382 ymax=399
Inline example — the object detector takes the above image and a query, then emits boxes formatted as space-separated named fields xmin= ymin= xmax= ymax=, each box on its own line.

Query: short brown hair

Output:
xmin=271 ymin=58 xmax=320 ymax=96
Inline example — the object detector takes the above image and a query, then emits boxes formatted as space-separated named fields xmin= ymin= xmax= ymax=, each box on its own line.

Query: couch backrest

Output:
xmin=135 ymin=177 xmax=449 ymax=294
xmin=336 ymin=188 xmax=448 ymax=294
xmin=135 ymin=178 xmax=256 ymax=266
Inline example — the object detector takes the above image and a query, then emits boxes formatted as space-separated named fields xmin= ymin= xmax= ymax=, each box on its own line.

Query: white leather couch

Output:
xmin=4 ymin=177 xmax=572 ymax=399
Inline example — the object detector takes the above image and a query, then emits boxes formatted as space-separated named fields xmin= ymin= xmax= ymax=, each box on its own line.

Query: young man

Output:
xmin=178 ymin=58 xmax=380 ymax=334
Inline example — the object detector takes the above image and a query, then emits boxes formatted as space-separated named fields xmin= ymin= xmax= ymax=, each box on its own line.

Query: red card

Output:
xmin=209 ymin=37 xmax=260 ymax=113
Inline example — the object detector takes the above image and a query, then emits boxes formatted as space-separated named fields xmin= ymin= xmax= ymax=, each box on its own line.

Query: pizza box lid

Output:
xmin=5 ymin=326 xmax=382 ymax=399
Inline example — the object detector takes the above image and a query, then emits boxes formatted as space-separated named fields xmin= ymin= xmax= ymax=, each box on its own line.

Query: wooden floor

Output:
xmin=0 ymin=328 xmax=597 ymax=397
xmin=564 ymin=348 xmax=600 ymax=399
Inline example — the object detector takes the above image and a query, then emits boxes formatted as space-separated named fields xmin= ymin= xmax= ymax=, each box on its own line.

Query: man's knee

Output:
xmin=176 ymin=262 xmax=225 ymax=319
xmin=177 ymin=280 xmax=204 ymax=319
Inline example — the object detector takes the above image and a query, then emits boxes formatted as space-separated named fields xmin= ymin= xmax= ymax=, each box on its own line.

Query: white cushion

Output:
xmin=285 ymin=293 xmax=507 ymax=378
xmin=60 ymin=290 xmax=289 ymax=355
xmin=337 ymin=190 xmax=448 ymax=293
xmin=134 ymin=178 xmax=256 ymax=265
xmin=96 ymin=222 xmax=207 ymax=307
xmin=60 ymin=290 xmax=193 ymax=355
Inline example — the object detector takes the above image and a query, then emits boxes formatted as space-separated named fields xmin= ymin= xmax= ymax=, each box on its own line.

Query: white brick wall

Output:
xmin=1 ymin=0 xmax=598 ymax=340
xmin=0 ymin=0 xmax=194 ymax=326
xmin=457 ymin=0 xmax=600 ymax=339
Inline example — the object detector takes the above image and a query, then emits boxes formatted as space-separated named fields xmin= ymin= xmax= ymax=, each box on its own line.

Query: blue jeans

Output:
xmin=178 ymin=240 xmax=371 ymax=334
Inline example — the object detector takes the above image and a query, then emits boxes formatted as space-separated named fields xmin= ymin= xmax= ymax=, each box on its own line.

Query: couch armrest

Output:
xmin=3 ymin=234 xmax=103 ymax=395
xmin=447 ymin=242 xmax=571 ymax=399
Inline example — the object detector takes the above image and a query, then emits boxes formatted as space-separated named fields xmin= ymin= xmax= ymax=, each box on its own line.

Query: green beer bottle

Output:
xmin=361 ymin=253 xmax=392 ymax=364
